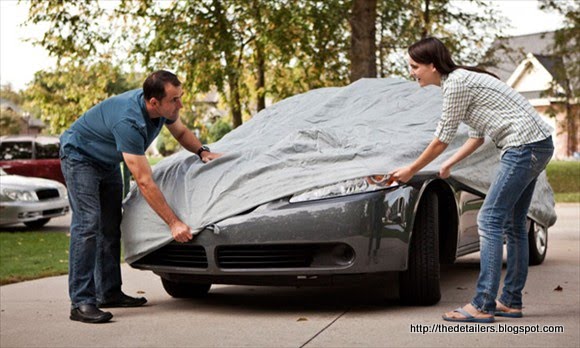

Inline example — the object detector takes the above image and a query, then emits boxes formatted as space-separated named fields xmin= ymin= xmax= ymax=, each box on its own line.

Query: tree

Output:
xmin=349 ymin=0 xmax=377 ymax=82
xmin=0 ymin=108 xmax=22 ymax=136
xmin=540 ymin=0 xmax=579 ymax=157
xmin=23 ymin=61 xmax=140 ymax=134
xmin=376 ymin=0 xmax=504 ymax=78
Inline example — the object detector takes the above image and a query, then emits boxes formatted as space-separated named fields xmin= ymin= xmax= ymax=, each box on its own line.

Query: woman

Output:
xmin=389 ymin=37 xmax=554 ymax=323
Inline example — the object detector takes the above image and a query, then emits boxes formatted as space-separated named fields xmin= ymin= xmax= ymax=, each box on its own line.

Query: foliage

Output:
xmin=23 ymin=0 xmax=505 ymax=132
xmin=1 ymin=84 xmax=23 ymax=105
xmin=23 ymin=61 xmax=141 ymax=135
xmin=156 ymin=127 xmax=181 ymax=156
xmin=546 ymin=160 xmax=580 ymax=194
xmin=0 ymin=232 xmax=69 ymax=285
xmin=0 ymin=108 xmax=22 ymax=136
xmin=207 ymin=118 xmax=233 ymax=143
xmin=377 ymin=0 xmax=505 ymax=77
xmin=540 ymin=0 xmax=579 ymax=157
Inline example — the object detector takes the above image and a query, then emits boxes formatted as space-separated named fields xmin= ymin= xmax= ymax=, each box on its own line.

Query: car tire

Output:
xmin=399 ymin=190 xmax=441 ymax=306
xmin=161 ymin=278 xmax=212 ymax=298
xmin=23 ymin=218 xmax=51 ymax=229
xmin=528 ymin=220 xmax=548 ymax=265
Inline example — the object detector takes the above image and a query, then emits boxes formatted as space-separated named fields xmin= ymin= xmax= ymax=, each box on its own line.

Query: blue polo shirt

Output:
xmin=60 ymin=89 xmax=173 ymax=168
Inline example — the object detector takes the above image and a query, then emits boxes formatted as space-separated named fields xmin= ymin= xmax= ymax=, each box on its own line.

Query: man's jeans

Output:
xmin=471 ymin=136 xmax=554 ymax=313
xmin=60 ymin=154 xmax=123 ymax=308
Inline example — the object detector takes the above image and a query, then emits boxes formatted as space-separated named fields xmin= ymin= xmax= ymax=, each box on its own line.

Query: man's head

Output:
xmin=143 ymin=70 xmax=184 ymax=121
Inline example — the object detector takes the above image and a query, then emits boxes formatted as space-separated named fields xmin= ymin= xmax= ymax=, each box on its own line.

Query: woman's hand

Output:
xmin=439 ymin=161 xmax=452 ymax=179
xmin=388 ymin=166 xmax=415 ymax=184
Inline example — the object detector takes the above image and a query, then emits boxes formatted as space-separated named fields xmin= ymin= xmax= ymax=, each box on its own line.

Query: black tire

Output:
xmin=399 ymin=190 xmax=441 ymax=306
xmin=528 ymin=220 xmax=548 ymax=265
xmin=161 ymin=278 xmax=211 ymax=298
xmin=24 ymin=218 xmax=51 ymax=229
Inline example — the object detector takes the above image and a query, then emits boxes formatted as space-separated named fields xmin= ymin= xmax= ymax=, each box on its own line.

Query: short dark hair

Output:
xmin=143 ymin=70 xmax=181 ymax=101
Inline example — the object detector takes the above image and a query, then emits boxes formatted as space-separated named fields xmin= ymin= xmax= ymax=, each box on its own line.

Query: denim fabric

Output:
xmin=471 ymin=136 xmax=554 ymax=313
xmin=60 ymin=153 xmax=123 ymax=309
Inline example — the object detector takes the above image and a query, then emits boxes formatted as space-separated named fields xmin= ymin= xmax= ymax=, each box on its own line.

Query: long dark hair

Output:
xmin=408 ymin=37 xmax=499 ymax=79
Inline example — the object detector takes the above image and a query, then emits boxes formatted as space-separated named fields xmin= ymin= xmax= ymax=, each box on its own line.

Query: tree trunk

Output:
xmin=349 ymin=0 xmax=377 ymax=82
xmin=228 ymin=74 xmax=243 ymax=128
xmin=256 ymin=43 xmax=266 ymax=112
xmin=422 ymin=0 xmax=431 ymax=38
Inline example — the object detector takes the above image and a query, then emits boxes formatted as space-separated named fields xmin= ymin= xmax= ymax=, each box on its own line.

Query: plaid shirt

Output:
xmin=435 ymin=69 xmax=553 ymax=149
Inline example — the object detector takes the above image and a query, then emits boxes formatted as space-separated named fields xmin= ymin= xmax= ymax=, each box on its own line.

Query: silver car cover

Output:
xmin=121 ymin=77 xmax=556 ymax=263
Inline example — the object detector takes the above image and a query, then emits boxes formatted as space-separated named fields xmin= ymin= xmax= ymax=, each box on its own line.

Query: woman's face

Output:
xmin=408 ymin=57 xmax=441 ymax=87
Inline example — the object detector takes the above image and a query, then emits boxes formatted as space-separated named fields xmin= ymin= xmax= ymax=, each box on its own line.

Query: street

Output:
xmin=1 ymin=204 xmax=578 ymax=347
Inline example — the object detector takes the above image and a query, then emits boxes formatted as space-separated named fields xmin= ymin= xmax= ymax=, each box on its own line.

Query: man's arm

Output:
xmin=166 ymin=119 xmax=222 ymax=162
xmin=122 ymin=152 xmax=192 ymax=243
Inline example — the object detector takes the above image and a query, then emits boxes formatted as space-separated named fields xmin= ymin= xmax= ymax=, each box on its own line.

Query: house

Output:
xmin=0 ymin=98 xmax=45 ymax=136
xmin=485 ymin=31 xmax=579 ymax=159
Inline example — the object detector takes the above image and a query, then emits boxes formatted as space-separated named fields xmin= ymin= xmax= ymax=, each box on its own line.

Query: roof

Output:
xmin=0 ymin=135 xmax=59 ymax=144
xmin=484 ymin=31 xmax=555 ymax=81
xmin=0 ymin=98 xmax=23 ymax=113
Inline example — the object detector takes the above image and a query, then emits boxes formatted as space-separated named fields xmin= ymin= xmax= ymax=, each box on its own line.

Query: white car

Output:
xmin=0 ymin=169 xmax=69 ymax=228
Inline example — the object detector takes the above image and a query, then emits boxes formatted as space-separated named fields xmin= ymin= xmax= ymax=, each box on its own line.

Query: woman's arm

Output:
xmin=439 ymin=137 xmax=484 ymax=178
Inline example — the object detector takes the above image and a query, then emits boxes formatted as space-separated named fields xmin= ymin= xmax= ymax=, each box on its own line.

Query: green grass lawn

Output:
xmin=546 ymin=160 xmax=580 ymax=203
xmin=0 ymin=232 xmax=70 ymax=285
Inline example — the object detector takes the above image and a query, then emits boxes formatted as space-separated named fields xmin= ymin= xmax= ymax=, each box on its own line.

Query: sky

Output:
xmin=0 ymin=0 xmax=567 ymax=92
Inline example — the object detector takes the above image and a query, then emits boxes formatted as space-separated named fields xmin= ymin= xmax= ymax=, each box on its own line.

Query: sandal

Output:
xmin=495 ymin=301 xmax=523 ymax=318
xmin=442 ymin=306 xmax=495 ymax=323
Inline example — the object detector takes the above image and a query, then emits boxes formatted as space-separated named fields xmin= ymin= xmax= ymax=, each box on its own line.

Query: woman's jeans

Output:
xmin=60 ymin=154 xmax=123 ymax=309
xmin=471 ymin=136 xmax=554 ymax=313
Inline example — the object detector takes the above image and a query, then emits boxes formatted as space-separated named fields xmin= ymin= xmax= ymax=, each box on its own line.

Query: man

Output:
xmin=60 ymin=70 xmax=221 ymax=324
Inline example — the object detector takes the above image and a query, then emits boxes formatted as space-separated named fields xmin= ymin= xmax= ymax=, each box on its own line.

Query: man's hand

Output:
xmin=170 ymin=220 xmax=193 ymax=243
xmin=200 ymin=151 xmax=223 ymax=163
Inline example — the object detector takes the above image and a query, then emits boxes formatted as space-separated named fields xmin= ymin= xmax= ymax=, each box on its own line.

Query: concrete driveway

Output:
xmin=1 ymin=204 xmax=578 ymax=347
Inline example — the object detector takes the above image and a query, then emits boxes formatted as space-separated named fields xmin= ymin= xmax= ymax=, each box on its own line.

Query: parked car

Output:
xmin=123 ymin=78 xmax=555 ymax=305
xmin=0 ymin=135 xmax=65 ymax=184
xmin=0 ymin=169 xmax=69 ymax=228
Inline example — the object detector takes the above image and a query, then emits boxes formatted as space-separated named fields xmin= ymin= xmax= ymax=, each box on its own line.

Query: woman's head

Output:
xmin=407 ymin=37 xmax=455 ymax=87
xmin=407 ymin=37 xmax=498 ymax=85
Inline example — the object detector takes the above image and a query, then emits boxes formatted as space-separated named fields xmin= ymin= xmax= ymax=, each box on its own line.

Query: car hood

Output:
xmin=0 ymin=174 xmax=65 ymax=190
xmin=121 ymin=77 xmax=557 ymax=264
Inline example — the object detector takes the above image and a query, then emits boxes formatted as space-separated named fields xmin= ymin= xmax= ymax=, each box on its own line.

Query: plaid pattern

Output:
xmin=435 ymin=69 xmax=553 ymax=149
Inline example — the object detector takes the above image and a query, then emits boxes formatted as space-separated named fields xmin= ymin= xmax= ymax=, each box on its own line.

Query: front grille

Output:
xmin=36 ymin=189 xmax=59 ymax=200
xmin=217 ymin=244 xmax=319 ymax=269
xmin=43 ymin=208 xmax=65 ymax=215
xmin=133 ymin=244 xmax=208 ymax=268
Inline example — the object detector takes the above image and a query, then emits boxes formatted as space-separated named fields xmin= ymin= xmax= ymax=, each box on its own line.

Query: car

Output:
xmin=122 ymin=78 xmax=556 ymax=305
xmin=0 ymin=135 xmax=65 ymax=185
xmin=0 ymin=168 xmax=70 ymax=228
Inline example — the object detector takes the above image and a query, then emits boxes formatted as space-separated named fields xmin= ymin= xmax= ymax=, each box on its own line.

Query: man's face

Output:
xmin=155 ymin=83 xmax=184 ymax=121
xmin=408 ymin=57 xmax=440 ymax=87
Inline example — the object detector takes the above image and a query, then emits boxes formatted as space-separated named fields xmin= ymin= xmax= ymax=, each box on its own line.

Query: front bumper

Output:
xmin=0 ymin=199 xmax=70 ymax=226
xmin=132 ymin=185 xmax=419 ymax=285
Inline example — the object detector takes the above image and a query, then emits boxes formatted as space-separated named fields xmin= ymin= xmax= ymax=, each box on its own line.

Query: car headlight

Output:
xmin=58 ymin=187 xmax=68 ymax=200
xmin=289 ymin=175 xmax=399 ymax=203
xmin=1 ymin=188 xmax=38 ymax=202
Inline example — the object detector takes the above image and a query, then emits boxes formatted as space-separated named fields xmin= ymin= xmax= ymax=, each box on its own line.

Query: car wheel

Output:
xmin=23 ymin=218 xmax=51 ymax=229
xmin=528 ymin=220 xmax=548 ymax=265
xmin=399 ymin=190 xmax=441 ymax=306
xmin=161 ymin=278 xmax=212 ymax=298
